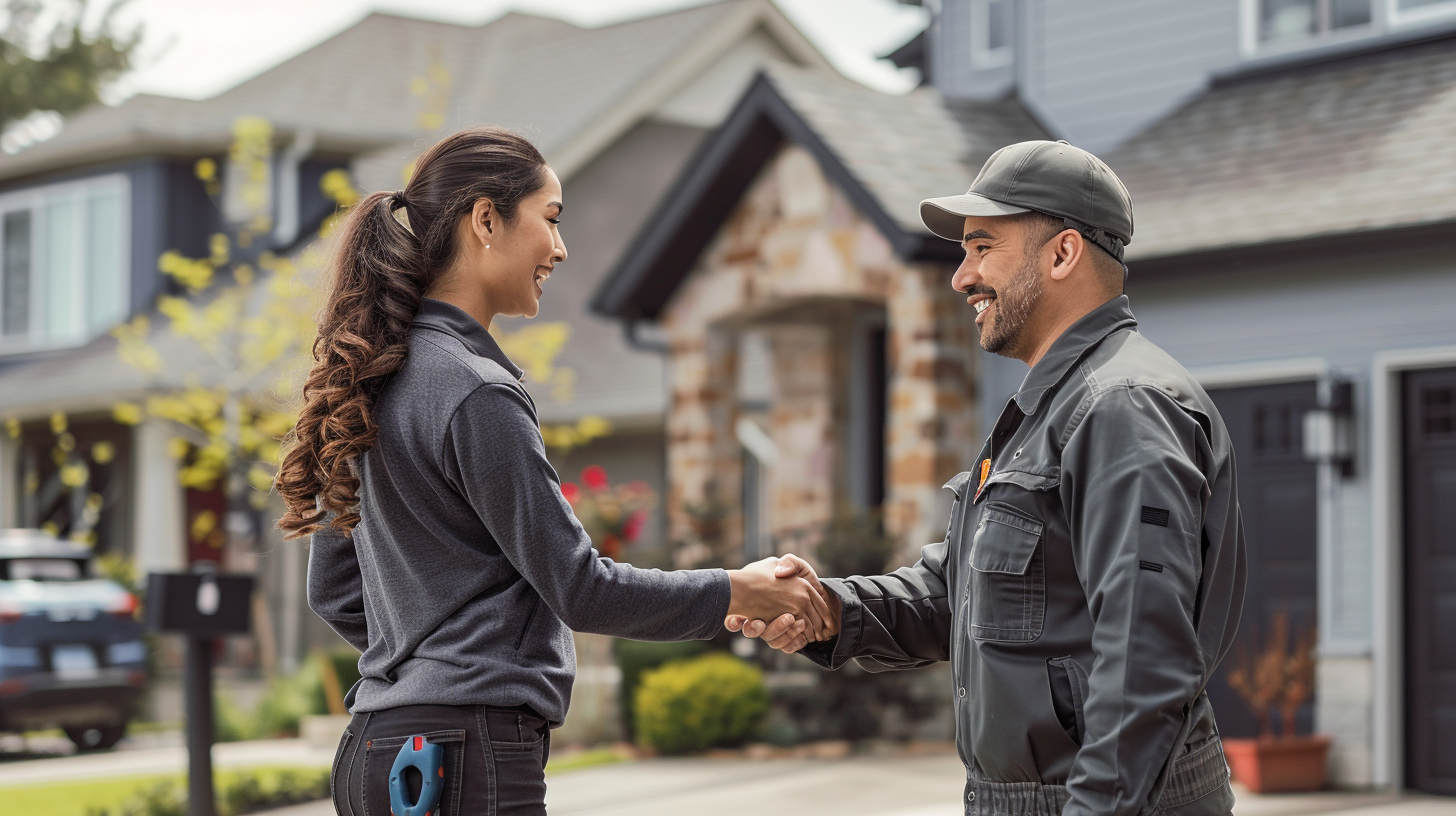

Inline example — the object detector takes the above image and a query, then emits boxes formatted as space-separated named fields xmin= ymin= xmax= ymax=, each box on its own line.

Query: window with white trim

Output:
xmin=1250 ymin=0 xmax=1374 ymax=47
xmin=0 ymin=174 xmax=130 ymax=354
xmin=971 ymin=0 xmax=1013 ymax=69
xmin=1390 ymin=0 xmax=1456 ymax=25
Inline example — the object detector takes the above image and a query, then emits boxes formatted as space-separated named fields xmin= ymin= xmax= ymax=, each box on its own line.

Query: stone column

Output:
xmin=665 ymin=330 xmax=741 ymax=566
xmin=767 ymin=324 xmax=836 ymax=547
xmin=132 ymin=418 xmax=186 ymax=573
xmin=884 ymin=262 xmax=979 ymax=562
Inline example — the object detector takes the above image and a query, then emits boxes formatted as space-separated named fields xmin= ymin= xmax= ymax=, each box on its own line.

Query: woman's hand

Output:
xmin=726 ymin=554 xmax=841 ymax=654
xmin=726 ymin=556 xmax=833 ymax=643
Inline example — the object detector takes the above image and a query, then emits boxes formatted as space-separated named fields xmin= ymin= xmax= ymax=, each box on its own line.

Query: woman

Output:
xmin=275 ymin=127 xmax=828 ymax=816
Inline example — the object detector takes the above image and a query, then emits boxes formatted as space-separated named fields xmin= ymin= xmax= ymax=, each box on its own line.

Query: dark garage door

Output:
xmin=1205 ymin=381 xmax=1319 ymax=739
xmin=1404 ymin=367 xmax=1456 ymax=793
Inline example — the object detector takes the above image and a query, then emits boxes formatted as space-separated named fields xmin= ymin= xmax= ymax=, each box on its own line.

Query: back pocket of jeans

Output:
xmin=362 ymin=729 xmax=466 ymax=816
xmin=969 ymin=502 xmax=1046 ymax=642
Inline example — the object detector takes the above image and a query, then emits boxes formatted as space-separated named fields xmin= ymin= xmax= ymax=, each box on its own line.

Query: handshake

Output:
xmin=724 ymin=555 xmax=841 ymax=654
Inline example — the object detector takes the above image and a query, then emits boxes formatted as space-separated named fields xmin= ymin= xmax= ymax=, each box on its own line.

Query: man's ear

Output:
xmin=1048 ymin=230 xmax=1086 ymax=282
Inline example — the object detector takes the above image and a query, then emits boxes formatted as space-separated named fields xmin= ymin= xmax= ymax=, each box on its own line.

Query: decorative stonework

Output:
xmin=662 ymin=145 xmax=980 ymax=567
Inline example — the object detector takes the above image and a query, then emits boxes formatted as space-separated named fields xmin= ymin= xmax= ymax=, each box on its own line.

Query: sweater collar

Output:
xmin=414 ymin=298 xmax=525 ymax=381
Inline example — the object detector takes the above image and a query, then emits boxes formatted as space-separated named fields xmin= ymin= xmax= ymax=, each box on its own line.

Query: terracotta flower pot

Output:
xmin=1223 ymin=735 xmax=1331 ymax=793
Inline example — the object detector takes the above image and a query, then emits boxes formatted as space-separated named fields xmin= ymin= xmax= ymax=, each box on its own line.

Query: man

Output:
xmin=730 ymin=141 xmax=1246 ymax=816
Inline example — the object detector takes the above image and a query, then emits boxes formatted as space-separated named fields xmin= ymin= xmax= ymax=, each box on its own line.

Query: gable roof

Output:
xmin=1109 ymin=34 xmax=1456 ymax=262
xmin=0 ymin=0 xmax=830 ymax=184
xmin=591 ymin=66 xmax=1045 ymax=320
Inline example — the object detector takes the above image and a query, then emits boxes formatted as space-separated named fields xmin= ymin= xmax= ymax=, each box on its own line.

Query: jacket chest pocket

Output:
xmin=969 ymin=502 xmax=1046 ymax=642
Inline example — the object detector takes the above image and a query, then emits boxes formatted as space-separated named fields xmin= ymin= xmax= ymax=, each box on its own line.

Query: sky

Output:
xmin=101 ymin=0 xmax=929 ymax=101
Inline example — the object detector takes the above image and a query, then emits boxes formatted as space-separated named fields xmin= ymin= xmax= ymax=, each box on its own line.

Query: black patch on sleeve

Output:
xmin=1139 ymin=560 xmax=1164 ymax=573
xmin=1141 ymin=506 xmax=1170 ymax=527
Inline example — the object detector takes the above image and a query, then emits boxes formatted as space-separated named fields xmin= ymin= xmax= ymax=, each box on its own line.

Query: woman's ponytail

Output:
xmin=276 ymin=126 xmax=547 ymax=538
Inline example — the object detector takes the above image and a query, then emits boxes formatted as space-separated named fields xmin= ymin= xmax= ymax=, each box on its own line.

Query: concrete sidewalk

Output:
xmin=250 ymin=754 xmax=1456 ymax=816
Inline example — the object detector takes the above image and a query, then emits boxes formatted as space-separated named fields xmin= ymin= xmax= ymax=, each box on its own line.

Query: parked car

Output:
xmin=0 ymin=529 xmax=146 ymax=751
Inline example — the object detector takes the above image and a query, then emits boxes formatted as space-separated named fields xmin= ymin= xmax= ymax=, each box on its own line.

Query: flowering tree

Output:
xmin=560 ymin=465 xmax=654 ymax=559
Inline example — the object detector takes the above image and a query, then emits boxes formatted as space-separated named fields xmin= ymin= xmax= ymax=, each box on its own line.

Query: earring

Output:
xmin=485 ymin=245 xmax=490 ymax=249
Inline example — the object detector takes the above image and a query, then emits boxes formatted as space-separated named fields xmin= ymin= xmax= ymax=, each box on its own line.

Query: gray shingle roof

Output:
xmin=0 ymin=3 xmax=747 ymax=182
xmin=767 ymin=67 xmax=1046 ymax=236
xmin=1108 ymin=37 xmax=1456 ymax=260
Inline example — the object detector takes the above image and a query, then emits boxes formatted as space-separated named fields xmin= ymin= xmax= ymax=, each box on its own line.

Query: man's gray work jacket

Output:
xmin=804 ymin=297 xmax=1247 ymax=816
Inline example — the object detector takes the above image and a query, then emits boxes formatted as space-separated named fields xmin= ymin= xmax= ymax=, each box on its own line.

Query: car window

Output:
xmin=6 ymin=559 xmax=84 ymax=580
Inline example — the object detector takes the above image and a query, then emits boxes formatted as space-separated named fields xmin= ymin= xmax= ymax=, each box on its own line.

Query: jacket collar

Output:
xmin=1013 ymin=295 xmax=1138 ymax=415
xmin=413 ymin=298 xmax=525 ymax=381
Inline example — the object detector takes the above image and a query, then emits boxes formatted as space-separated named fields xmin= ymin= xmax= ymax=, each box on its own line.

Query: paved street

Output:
xmin=6 ymin=739 xmax=1456 ymax=816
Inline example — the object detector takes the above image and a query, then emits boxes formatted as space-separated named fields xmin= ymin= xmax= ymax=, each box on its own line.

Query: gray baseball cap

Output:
xmin=920 ymin=140 xmax=1134 ymax=261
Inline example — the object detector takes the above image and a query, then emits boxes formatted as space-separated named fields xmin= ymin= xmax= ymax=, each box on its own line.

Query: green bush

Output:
xmin=83 ymin=768 xmax=330 ymax=816
xmin=613 ymin=639 xmax=706 ymax=739
xmin=634 ymin=652 xmax=768 ymax=754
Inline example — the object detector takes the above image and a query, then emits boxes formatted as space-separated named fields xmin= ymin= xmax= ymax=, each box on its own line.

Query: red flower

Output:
xmin=581 ymin=465 xmax=610 ymax=492
xmin=623 ymin=509 xmax=648 ymax=542
xmin=560 ymin=482 xmax=581 ymax=506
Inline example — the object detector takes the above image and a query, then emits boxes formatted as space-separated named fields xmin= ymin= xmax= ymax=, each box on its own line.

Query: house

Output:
xmin=0 ymin=0 xmax=838 ymax=739
xmin=593 ymin=0 xmax=1456 ymax=791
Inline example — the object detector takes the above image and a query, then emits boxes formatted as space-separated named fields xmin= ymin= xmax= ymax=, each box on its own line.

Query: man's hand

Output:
xmin=726 ymin=556 xmax=833 ymax=642
xmin=726 ymin=554 xmax=841 ymax=654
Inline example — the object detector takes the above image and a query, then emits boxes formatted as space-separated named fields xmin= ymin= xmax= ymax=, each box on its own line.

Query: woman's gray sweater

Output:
xmin=306 ymin=298 xmax=731 ymax=724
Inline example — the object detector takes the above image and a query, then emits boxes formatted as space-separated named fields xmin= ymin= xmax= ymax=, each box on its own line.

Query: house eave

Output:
xmin=590 ymin=71 xmax=930 ymax=322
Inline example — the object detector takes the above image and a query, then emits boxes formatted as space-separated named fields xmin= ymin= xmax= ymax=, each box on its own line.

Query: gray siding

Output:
xmin=933 ymin=0 xmax=1015 ymax=100
xmin=1019 ymin=0 xmax=1240 ymax=152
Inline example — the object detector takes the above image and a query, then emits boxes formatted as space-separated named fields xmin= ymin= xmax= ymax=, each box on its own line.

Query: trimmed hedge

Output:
xmin=633 ymin=652 xmax=768 ymax=754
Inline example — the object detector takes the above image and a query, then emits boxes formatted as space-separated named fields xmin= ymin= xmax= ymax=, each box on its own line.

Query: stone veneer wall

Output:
xmin=662 ymin=145 xmax=980 ymax=566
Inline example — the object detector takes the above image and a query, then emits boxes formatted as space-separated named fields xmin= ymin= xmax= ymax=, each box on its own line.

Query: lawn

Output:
xmin=4 ymin=748 xmax=627 ymax=815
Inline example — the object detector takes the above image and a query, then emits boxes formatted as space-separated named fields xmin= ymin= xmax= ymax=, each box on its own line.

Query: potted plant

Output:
xmin=560 ymin=465 xmax=655 ymax=560
xmin=1223 ymin=612 xmax=1330 ymax=792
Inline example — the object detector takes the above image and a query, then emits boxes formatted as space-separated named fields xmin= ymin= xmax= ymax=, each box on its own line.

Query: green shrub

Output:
xmin=633 ymin=652 xmax=768 ymax=754
xmin=84 ymin=768 xmax=330 ymax=816
xmin=613 ymin=639 xmax=706 ymax=739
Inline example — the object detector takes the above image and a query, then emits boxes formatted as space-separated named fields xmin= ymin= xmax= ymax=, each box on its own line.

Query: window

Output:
xmin=0 ymin=174 xmax=129 ymax=354
xmin=1390 ymin=0 xmax=1456 ymax=25
xmin=1250 ymin=0 xmax=1373 ymax=47
xmin=971 ymin=0 xmax=1013 ymax=69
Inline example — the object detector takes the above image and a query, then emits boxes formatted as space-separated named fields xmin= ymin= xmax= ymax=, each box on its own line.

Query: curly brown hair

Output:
xmin=275 ymin=126 xmax=547 ymax=538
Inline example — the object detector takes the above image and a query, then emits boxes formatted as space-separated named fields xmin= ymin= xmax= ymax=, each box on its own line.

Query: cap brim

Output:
xmin=919 ymin=194 xmax=1032 ymax=242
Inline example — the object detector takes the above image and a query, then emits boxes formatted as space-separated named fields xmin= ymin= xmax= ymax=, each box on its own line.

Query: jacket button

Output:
xmin=959 ymin=687 xmax=966 ymax=698
xmin=967 ymin=791 xmax=976 ymax=802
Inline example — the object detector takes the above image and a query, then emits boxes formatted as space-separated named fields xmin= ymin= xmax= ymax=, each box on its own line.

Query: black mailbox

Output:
xmin=145 ymin=572 xmax=254 ymax=636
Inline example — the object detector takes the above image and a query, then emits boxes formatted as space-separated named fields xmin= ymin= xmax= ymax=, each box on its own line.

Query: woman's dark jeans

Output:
xmin=331 ymin=704 xmax=550 ymax=816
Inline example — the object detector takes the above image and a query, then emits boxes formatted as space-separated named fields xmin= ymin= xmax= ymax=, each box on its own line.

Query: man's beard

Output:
xmin=977 ymin=254 xmax=1043 ymax=358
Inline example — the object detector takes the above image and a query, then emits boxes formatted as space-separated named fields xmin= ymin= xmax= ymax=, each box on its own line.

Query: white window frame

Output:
xmin=0 ymin=173 xmax=131 ymax=356
xmin=971 ymin=0 xmax=1014 ymax=69
xmin=1386 ymin=0 xmax=1456 ymax=27
xmin=1239 ymin=0 xmax=1380 ymax=56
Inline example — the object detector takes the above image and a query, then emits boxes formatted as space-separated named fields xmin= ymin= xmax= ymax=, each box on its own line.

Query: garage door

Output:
xmin=1204 ymin=381 xmax=1319 ymax=739
xmin=1404 ymin=367 xmax=1456 ymax=793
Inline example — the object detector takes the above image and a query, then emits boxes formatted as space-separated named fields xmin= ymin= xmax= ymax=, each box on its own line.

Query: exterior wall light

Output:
xmin=1302 ymin=380 xmax=1355 ymax=478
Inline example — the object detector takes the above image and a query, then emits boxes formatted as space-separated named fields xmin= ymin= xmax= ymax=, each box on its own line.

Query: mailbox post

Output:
xmin=146 ymin=567 xmax=255 ymax=816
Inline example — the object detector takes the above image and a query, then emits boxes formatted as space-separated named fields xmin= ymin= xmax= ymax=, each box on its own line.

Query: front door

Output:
xmin=1404 ymin=366 xmax=1456 ymax=793
xmin=1205 ymin=381 xmax=1320 ymax=738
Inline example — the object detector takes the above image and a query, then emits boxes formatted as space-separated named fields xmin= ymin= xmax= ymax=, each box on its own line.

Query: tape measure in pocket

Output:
xmin=389 ymin=735 xmax=445 ymax=816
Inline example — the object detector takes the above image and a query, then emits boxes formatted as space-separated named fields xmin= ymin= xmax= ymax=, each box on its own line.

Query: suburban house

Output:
xmin=0 ymin=0 xmax=839 ymax=739
xmin=593 ymin=0 xmax=1456 ymax=792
